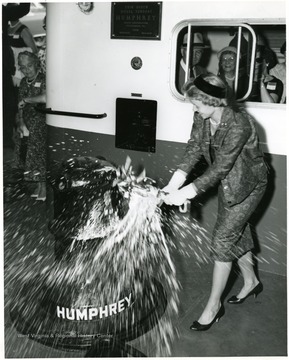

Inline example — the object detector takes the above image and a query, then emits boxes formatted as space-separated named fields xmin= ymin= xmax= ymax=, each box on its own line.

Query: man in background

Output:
xmin=178 ymin=32 xmax=208 ymax=93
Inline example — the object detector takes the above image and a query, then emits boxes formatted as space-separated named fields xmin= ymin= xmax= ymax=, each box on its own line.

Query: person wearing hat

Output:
xmin=258 ymin=46 xmax=283 ymax=103
xmin=7 ymin=4 xmax=38 ymax=88
xmin=162 ymin=73 xmax=268 ymax=331
xmin=249 ymin=34 xmax=267 ymax=102
xmin=218 ymin=46 xmax=249 ymax=100
xmin=178 ymin=32 xmax=208 ymax=93
xmin=229 ymin=32 xmax=249 ymax=72
xmin=269 ymin=42 xmax=286 ymax=103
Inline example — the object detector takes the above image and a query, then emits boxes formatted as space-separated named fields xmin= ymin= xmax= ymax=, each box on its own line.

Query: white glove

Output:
xmin=164 ymin=184 xmax=197 ymax=206
xmin=162 ymin=170 xmax=186 ymax=194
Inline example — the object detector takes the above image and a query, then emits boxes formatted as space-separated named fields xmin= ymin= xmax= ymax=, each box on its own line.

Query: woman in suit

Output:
xmin=162 ymin=74 xmax=268 ymax=331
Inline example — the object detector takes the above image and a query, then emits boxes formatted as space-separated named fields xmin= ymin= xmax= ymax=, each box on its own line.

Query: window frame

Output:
xmin=169 ymin=20 xmax=258 ymax=102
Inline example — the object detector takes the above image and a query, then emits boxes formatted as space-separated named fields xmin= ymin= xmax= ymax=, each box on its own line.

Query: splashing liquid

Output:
xmin=6 ymin=157 xmax=180 ymax=356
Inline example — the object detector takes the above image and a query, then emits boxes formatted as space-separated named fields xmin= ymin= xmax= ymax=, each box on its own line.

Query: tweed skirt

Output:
xmin=211 ymin=180 xmax=267 ymax=262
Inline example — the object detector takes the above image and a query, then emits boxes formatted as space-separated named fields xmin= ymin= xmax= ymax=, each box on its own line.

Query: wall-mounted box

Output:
xmin=115 ymin=98 xmax=157 ymax=153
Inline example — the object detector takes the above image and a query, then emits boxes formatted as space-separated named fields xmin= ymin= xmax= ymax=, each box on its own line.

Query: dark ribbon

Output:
xmin=194 ymin=76 xmax=226 ymax=98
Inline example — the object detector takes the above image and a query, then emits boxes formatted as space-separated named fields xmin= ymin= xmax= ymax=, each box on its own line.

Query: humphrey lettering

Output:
xmin=56 ymin=293 xmax=133 ymax=321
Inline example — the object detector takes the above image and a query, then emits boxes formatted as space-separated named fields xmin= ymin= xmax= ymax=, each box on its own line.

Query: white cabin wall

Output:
xmin=46 ymin=1 xmax=287 ymax=156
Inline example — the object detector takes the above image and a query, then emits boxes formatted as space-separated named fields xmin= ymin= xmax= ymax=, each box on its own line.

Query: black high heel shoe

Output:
xmin=190 ymin=304 xmax=225 ymax=331
xmin=227 ymin=282 xmax=263 ymax=304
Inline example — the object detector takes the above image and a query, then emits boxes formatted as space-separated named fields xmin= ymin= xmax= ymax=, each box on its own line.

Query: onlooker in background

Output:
xmin=249 ymin=34 xmax=267 ymax=102
xmin=218 ymin=46 xmax=249 ymax=100
xmin=229 ymin=32 xmax=249 ymax=74
xmin=178 ymin=32 xmax=208 ymax=93
xmin=15 ymin=51 xmax=47 ymax=201
xmin=38 ymin=16 xmax=47 ymax=73
xmin=2 ymin=2 xmax=30 ymax=149
xmin=190 ymin=33 xmax=208 ymax=79
xmin=7 ymin=5 xmax=38 ymax=87
xmin=269 ymin=42 xmax=286 ymax=103
xmin=260 ymin=47 xmax=283 ymax=103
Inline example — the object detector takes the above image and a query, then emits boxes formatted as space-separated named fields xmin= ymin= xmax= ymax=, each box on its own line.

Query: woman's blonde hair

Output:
xmin=183 ymin=74 xmax=231 ymax=107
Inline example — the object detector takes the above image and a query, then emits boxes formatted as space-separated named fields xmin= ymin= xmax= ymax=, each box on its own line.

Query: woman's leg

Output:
xmin=235 ymin=251 xmax=259 ymax=298
xmin=197 ymin=260 xmax=232 ymax=324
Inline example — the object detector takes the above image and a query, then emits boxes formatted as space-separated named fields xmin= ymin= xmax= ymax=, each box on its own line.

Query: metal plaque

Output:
xmin=111 ymin=2 xmax=162 ymax=40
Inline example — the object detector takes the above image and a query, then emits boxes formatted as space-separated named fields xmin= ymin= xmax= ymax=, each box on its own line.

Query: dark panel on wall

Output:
xmin=115 ymin=98 xmax=157 ymax=153
xmin=47 ymin=125 xmax=287 ymax=276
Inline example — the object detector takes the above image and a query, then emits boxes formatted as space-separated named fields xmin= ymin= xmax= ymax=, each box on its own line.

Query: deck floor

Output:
xmin=3 ymin=148 xmax=287 ymax=358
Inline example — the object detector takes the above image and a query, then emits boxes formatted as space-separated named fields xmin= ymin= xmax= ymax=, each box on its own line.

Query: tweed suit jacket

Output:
xmin=178 ymin=106 xmax=268 ymax=206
